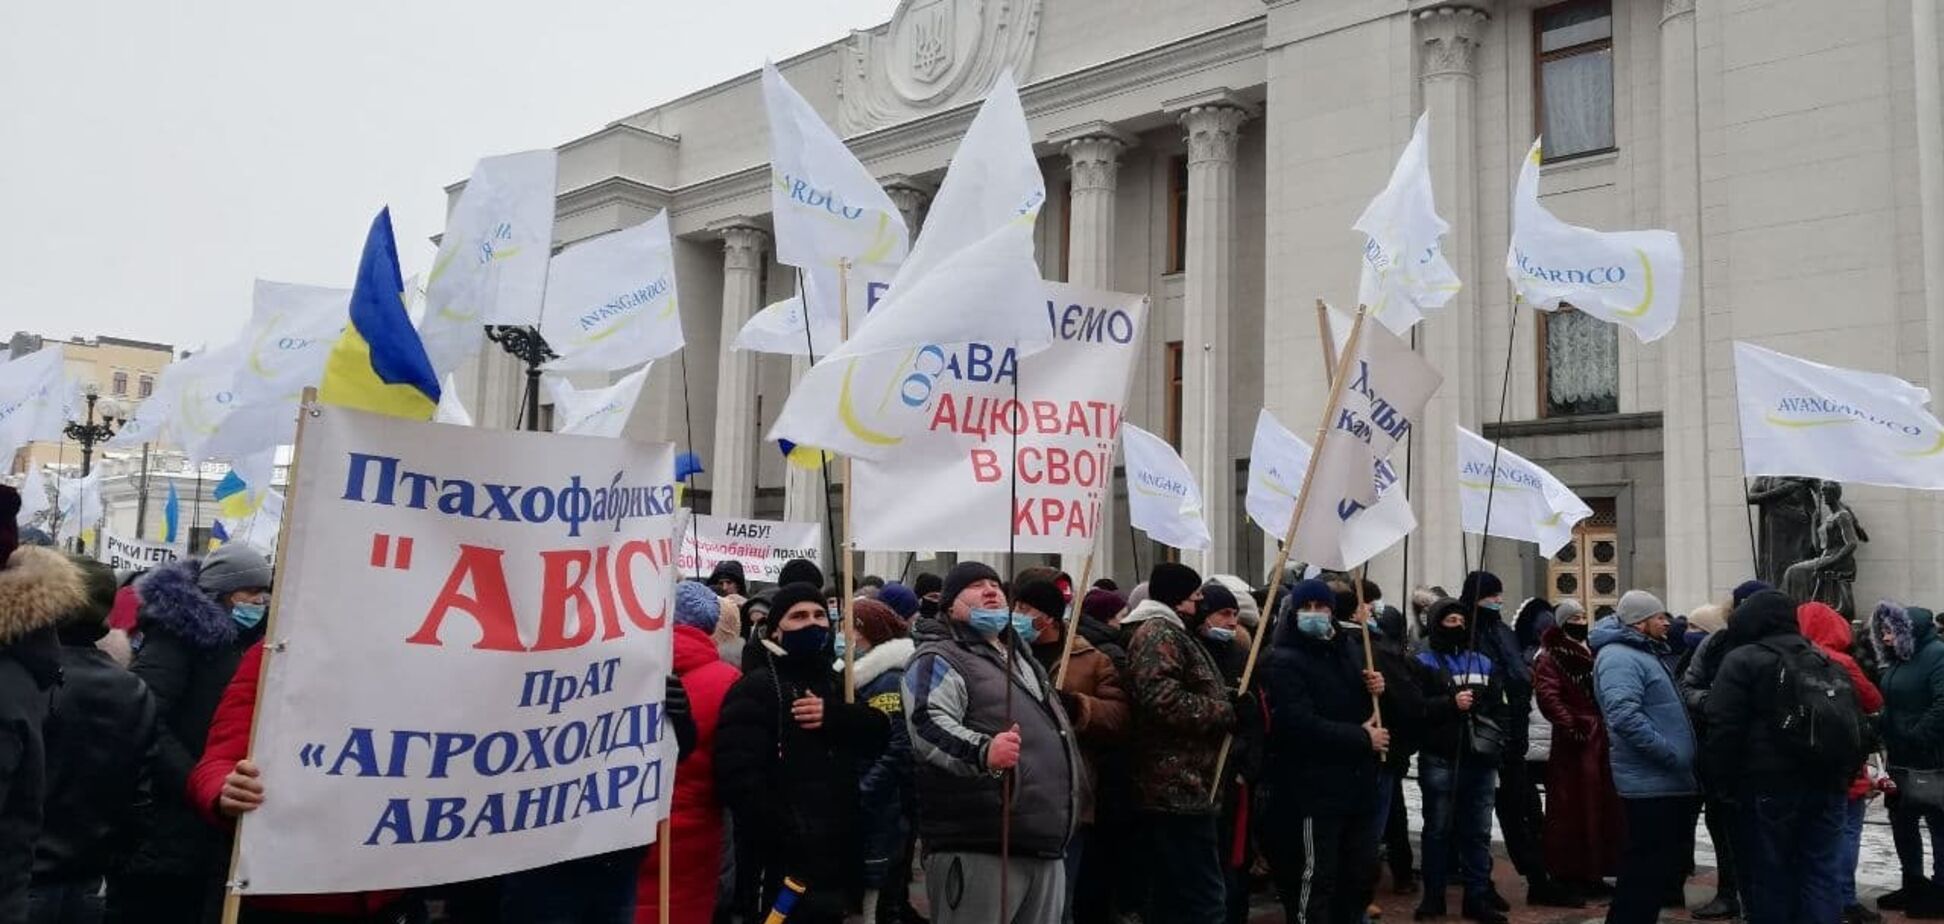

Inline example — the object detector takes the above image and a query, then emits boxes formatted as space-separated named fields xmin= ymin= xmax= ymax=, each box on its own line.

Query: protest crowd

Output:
xmin=1 ymin=466 xmax=1929 ymax=924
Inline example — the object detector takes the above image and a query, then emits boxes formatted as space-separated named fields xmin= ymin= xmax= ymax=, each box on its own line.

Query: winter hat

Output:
xmin=878 ymin=582 xmax=920 ymax=620
xmin=739 ymin=591 xmax=774 ymax=638
xmin=1732 ymin=589 xmax=1799 ymax=641
xmin=1013 ymin=574 xmax=1066 ymax=621
xmin=0 ymin=484 xmax=18 ymax=565
xmin=1459 ymin=570 xmax=1503 ymax=604
xmin=913 ymin=572 xmax=943 ymax=600
xmin=707 ymin=560 xmax=748 ymax=596
xmin=674 ymin=580 xmax=721 ymax=633
xmin=941 ymin=561 xmax=1003 ymax=613
xmin=196 ymin=544 xmax=273 ymax=597
xmin=853 ymin=597 xmax=906 ymax=646
xmin=1686 ymin=602 xmax=1729 ymax=636
xmin=1553 ymin=599 xmax=1587 ymax=624
xmin=1147 ymin=562 xmax=1203 ymax=609
xmin=56 ymin=553 xmax=118 ymax=642
xmin=1082 ymin=587 xmax=1126 ymax=624
xmin=1615 ymin=589 xmax=1667 ymax=626
xmin=714 ymin=596 xmax=742 ymax=646
xmin=1093 ymin=578 xmax=1120 ymax=592
xmin=777 ymin=558 xmax=825 ymax=590
xmin=1731 ymin=579 xmax=1772 ymax=608
xmin=1288 ymin=579 xmax=1335 ymax=613
xmin=1198 ymin=581 xmax=1240 ymax=618
xmin=1125 ymin=582 xmax=1149 ymax=609
xmin=767 ymin=582 xmax=827 ymax=629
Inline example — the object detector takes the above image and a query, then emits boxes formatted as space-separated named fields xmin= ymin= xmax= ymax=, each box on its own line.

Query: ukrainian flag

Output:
xmin=156 ymin=482 xmax=179 ymax=544
xmin=320 ymin=208 xmax=441 ymax=419
xmin=209 ymin=520 xmax=229 ymax=551
xmin=212 ymin=470 xmax=258 ymax=520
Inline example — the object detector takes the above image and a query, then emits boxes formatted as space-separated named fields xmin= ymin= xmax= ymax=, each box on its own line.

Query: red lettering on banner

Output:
xmin=970 ymin=449 xmax=1003 ymax=483
xmin=533 ymin=550 xmax=598 ymax=651
xmin=615 ymin=539 xmax=668 ymax=631
xmin=408 ymin=545 xmax=524 ymax=651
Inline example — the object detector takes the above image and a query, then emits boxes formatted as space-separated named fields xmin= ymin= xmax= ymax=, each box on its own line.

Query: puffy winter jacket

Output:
xmin=636 ymin=624 xmax=742 ymax=924
xmin=0 ymin=547 xmax=85 ymax=922
xmin=1703 ymin=594 xmax=1853 ymax=792
xmin=34 ymin=625 xmax=158 ymax=883
xmin=1590 ymin=616 xmax=1698 ymax=798
xmin=851 ymin=637 xmax=914 ymax=890
xmin=1873 ymin=604 xmax=1944 ymax=770
xmin=188 ymin=644 xmax=406 ymax=915
xmin=1412 ymin=646 xmax=1506 ymax=763
xmin=1261 ymin=624 xmax=1381 ymax=817
xmin=1123 ymin=601 xmax=1235 ymax=815
xmin=1798 ymin=603 xmax=1882 ymax=799
xmin=1470 ymin=605 xmax=1534 ymax=758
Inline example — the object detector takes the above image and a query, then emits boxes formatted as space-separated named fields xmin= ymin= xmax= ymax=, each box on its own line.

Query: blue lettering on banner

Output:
xmin=1136 ymin=470 xmax=1188 ymax=497
xmin=577 ymin=276 xmax=671 ymax=332
xmin=361 ymin=759 xmax=665 ymax=845
xmin=1459 ymin=459 xmax=1545 ymax=491
xmin=1512 ymin=249 xmax=1627 ymax=288
xmin=781 ymin=174 xmax=868 ymax=221
xmin=339 ymin=453 xmax=676 ymax=538
xmin=1772 ymin=395 xmax=1926 ymax=436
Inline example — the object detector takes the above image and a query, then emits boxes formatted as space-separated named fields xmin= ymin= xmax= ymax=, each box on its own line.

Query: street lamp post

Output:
xmin=484 ymin=325 xmax=556 ymax=433
xmin=62 ymin=385 xmax=121 ymax=554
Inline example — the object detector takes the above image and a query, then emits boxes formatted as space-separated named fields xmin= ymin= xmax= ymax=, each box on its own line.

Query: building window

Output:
xmin=111 ymin=372 xmax=127 ymax=396
xmin=1534 ymin=0 xmax=1615 ymax=161
xmin=1165 ymin=341 xmax=1184 ymax=448
xmin=138 ymin=375 xmax=153 ymax=398
xmin=1538 ymin=307 xmax=1619 ymax=416
xmin=1165 ymin=156 xmax=1189 ymax=274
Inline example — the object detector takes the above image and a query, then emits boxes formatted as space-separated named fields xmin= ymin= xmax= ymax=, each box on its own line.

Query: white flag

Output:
xmin=109 ymin=343 xmax=240 ymax=453
xmin=549 ymin=365 xmax=650 ymax=438
xmin=219 ymin=488 xmax=283 ymax=557
xmin=1508 ymin=138 xmax=1683 ymax=343
xmin=1734 ymin=341 xmax=1944 ymax=489
xmin=763 ymin=63 xmax=909 ymax=270
xmin=0 ymin=346 xmax=69 ymax=464
xmin=434 ymin=374 xmax=473 ymax=426
xmin=541 ymin=212 xmax=683 ymax=372
xmin=231 ymin=280 xmax=350 ymax=407
xmin=768 ymin=72 xmax=1049 ymax=459
xmin=1456 ymin=426 xmax=1591 ymax=557
xmin=54 ymin=469 xmax=102 ymax=543
xmin=1354 ymin=112 xmax=1461 ymax=333
xmin=1247 ymin=408 xmax=1416 ymax=570
xmin=15 ymin=463 xmax=49 ymax=528
xmin=734 ymin=263 xmax=889 ymax=356
xmin=421 ymin=150 xmax=558 ymax=371
xmin=1122 ymin=424 xmax=1210 ymax=551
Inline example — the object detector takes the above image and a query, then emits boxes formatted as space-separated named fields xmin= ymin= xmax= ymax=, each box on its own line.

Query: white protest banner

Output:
xmin=734 ymin=263 xmax=891 ymax=357
xmin=1121 ymin=423 xmax=1209 ymax=551
xmin=676 ymin=515 xmax=824 ymax=583
xmin=237 ymin=407 xmax=679 ymax=894
xmin=763 ymin=63 xmax=909 ymax=270
xmin=0 ymin=346 xmax=69 ymax=464
xmin=421 ymin=151 xmax=559 ymax=374
xmin=1456 ymin=426 xmax=1592 ymax=557
xmin=541 ymin=212 xmax=684 ymax=372
xmin=1508 ymin=138 xmax=1683 ymax=343
xmin=851 ymin=284 xmax=1146 ymax=553
xmin=100 ymin=532 xmax=180 ymax=572
xmin=1355 ymin=112 xmax=1461 ymax=334
xmin=1734 ymin=341 xmax=1944 ymax=489
xmin=549 ymin=365 xmax=650 ymax=438
xmin=1246 ymin=408 xmax=1416 ymax=569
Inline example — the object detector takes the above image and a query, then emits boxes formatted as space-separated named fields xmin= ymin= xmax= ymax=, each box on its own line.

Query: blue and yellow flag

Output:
xmin=212 ymin=470 xmax=260 ymax=520
xmin=320 ymin=208 xmax=441 ymax=419
xmin=209 ymin=520 xmax=229 ymax=551
xmin=156 ymin=482 xmax=179 ymax=543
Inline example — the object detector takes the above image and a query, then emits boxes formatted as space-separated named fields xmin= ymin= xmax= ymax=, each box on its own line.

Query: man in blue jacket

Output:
xmin=1591 ymin=590 xmax=1699 ymax=924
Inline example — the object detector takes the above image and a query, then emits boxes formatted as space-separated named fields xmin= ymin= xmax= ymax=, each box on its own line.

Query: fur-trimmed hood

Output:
xmin=852 ymin=637 xmax=914 ymax=688
xmin=1872 ymin=601 xmax=1931 ymax=664
xmin=133 ymin=558 xmax=238 ymax=650
xmin=0 ymin=546 xmax=86 ymax=644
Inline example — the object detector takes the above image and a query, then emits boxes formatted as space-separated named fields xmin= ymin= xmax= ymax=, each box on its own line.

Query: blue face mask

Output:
xmin=967 ymin=607 xmax=1012 ymax=637
xmin=832 ymin=631 xmax=847 ymax=659
xmin=1203 ymin=625 xmax=1236 ymax=644
xmin=1296 ymin=612 xmax=1333 ymax=639
xmin=231 ymin=602 xmax=267 ymax=629
xmin=1010 ymin=612 xmax=1038 ymax=640
xmin=1480 ymin=600 xmax=1502 ymax=612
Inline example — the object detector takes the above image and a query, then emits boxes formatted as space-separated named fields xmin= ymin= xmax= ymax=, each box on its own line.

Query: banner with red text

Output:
xmin=677 ymin=515 xmax=823 ymax=583
xmin=239 ymin=407 xmax=679 ymax=894
xmin=851 ymin=284 xmax=1146 ymax=553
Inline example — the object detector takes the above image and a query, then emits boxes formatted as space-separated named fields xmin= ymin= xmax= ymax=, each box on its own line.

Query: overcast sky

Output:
xmin=0 ymin=0 xmax=897 ymax=352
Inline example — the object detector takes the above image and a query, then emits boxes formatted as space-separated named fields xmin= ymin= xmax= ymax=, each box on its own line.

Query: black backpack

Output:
xmin=1760 ymin=639 xmax=1866 ymax=775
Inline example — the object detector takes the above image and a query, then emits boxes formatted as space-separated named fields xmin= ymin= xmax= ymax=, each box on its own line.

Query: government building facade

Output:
xmin=451 ymin=0 xmax=1944 ymax=614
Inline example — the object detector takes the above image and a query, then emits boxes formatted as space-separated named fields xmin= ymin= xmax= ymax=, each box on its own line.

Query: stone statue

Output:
xmin=1781 ymin=481 xmax=1868 ymax=619
xmin=1747 ymin=476 xmax=1821 ymax=586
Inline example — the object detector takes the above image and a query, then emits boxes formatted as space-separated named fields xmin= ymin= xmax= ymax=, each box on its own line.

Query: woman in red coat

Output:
xmin=1531 ymin=606 xmax=1625 ymax=898
xmin=636 ymin=581 xmax=743 ymax=924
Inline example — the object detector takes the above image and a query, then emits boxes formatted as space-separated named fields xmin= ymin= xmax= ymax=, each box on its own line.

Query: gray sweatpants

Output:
xmin=922 ymin=851 xmax=1067 ymax=924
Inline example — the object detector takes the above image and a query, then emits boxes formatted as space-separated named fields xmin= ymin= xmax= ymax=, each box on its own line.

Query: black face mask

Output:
xmin=918 ymin=598 xmax=941 ymax=618
xmin=1432 ymin=624 xmax=1469 ymax=651
xmin=1563 ymin=622 xmax=1590 ymax=642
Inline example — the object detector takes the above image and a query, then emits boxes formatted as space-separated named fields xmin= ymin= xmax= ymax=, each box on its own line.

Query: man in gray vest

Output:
xmin=905 ymin=561 xmax=1081 ymax=924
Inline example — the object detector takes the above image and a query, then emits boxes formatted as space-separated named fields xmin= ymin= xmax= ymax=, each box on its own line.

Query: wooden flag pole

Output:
xmin=1053 ymin=553 xmax=1097 ymax=688
xmin=1208 ymin=307 xmax=1370 ymax=804
xmin=218 ymin=388 xmax=318 ymax=924
xmin=658 ymin=818 xmax=672 ymax=924
xmin=839 ymin=258 xmax=859 ymax=703
xmin=1316 ymin=299 xmax=1339 ymax=371
xmin=1352 ymin=564 xmax=1387 ymax=762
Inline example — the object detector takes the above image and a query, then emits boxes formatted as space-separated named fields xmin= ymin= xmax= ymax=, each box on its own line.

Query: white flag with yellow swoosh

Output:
xmin=767 ymin=71 xmax=1050 ymax=460
xmin=1122 ymin=423 xmax=1210 ymax=551
xmin=1735 ymin=341 xmax=1944 ymax=489
xmin=540 ymin=211 xmax=683 ymax=372
xmin=422 ymin=150 xmax=558 ymax=368
xmin=1508 ymin=137 xmax=1682 ymax=342
xmin=764 ymin=63 xmax=909 ymax=271
xmin=548 ymin=364 xmax=650 ymax=439
xmin=1354 ymin=112 xmax=1461 ymax=334
xmin=1456 ymin=425 xmax=1590 ymax=557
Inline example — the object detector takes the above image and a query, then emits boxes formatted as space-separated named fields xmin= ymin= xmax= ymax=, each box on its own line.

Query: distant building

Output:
xmin=7 ymin=333 xmax=176 ymax=473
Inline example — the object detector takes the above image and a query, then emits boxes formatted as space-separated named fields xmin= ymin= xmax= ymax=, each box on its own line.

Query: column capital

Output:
xmin=1055 ymin=125 xmax=1131 ymax=195
xmin=1661 ymin=0 xmax=1695 ymax=24
xmin=878 ymin=174 xmax=935 ymax=217
xmin=710 ymin=218 xmax=770 ymax=272
xmin=1416 ymin=5 xmax=1490 ymax=80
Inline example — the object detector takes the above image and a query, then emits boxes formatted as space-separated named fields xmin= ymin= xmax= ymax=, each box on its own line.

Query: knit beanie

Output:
xmin=674 ymin=580 xmax=721 ymax=633
xmin=768 ymin=582 xmax=827 ymax=629
xmin=1197 ymin=581 xmax=1240 ymax=618
xmin=1553 ymin=599 xmax=1587 ymax=624
xmin=853 ymin=597 xmax=906 ymax=646
xmin=777 ymin=558 xmax=825 ymax=590
xmin=1731 ymin=579 xmax=1772 ymax=608
xmin=877 ymin=582 xmax=920 ymax=620
xmin=941 ymin=561 xmax=1003 ymax=612
xmin=1013 ymin=575 xmax=1066 ymax=620
xmin=1288 ymin=578 xmax=1335 ymax=613
xmin=1082 ymin=588 xmax=1126 ymax=624
xmin=913 ymin=572 xmax=943 ymax=599
xmin=1615 ymin=589 xmax=1667 ymax=626
xmin=1459 ymin=570 xmax=1503 ymax=604
xmin=196 ymin=544 xmax=274 ymax=597
xmin=1148 ymin=562 xmax=1203 ymax=609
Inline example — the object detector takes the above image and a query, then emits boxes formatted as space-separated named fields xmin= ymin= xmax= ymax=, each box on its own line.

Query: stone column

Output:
xmin=1412 ymin=5 xmax=1488 ymax=593
xmin=1657 ymin=0 xmax=1714 ymax=606
xmin=1167 ymin=93 xmax=1253 ymax=577
xmin=710 ymin=221 xmax=769 ymax=519
xmin=1052 ymin=123 xmax=1132 ymax=582
xmin=857 ymin=177 xmax=935 ymax=583
xmin=1914 ymin=0 xmax=1944 ymax=602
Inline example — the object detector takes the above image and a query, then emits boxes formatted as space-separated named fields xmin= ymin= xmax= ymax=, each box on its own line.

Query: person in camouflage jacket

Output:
xmin=1124 ymin=562 xmax=1236 ymax=924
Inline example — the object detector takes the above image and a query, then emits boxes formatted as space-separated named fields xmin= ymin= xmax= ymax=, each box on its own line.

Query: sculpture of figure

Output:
xmin=1747 ymin=476 xmax=1821 ymax=586
xmin=1781 ymin=482 xmax=1867 ymax=619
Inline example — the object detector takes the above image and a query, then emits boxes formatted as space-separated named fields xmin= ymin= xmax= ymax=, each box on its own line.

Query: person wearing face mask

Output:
xmin=110 ymin=544 xmax=274 ymax=923
xmin=1188 ymin=581 xmax=1263 ymax=924
xmin=714 ymin=582 xmax=890 ymax=923
xmin=903 ymin=562 xmax=1081 ymax=924
xmin=1531 ymin=599 xmax=1623 ymax=902
xmin=848 ymin=597 xmax=921 ymax=924
xmin=912 ymin=572 xmax=944 ymax=620
xmin=1412 ymin=599 xmax=1509 ymax=923
xmin=1122 ymin=563 xmax=1236 ymax=924
xmin=1258 ymin=579 xmax=1391 ymax=924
